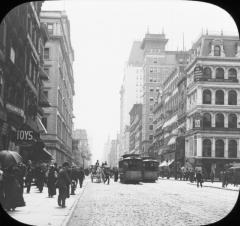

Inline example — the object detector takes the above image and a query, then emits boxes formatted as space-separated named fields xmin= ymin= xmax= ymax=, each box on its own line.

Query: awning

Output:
xmin=36 ymin=116 xmax=47 ymax=134
xmin=159 ymin=161 xmax=168 ymax=167
xmin=167 ymin=159 xmax=174 ymax=166
xmin=42 ymin=147 xmax=52 ymax=159
xmin=162 ymin=114 xmax=178 ymax=129
xmin=168 ymin=136 xmax=176 ymax=145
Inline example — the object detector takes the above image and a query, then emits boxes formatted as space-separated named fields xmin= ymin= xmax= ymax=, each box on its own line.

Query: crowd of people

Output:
xmin=0 ymin=160 xmax=86 ymax=211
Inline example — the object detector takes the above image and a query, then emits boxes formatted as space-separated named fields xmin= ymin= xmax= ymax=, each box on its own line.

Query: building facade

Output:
xmin=185 ymin=34 xmax=240 ymax=178
xmin=0 ymin=2 xmax=52 ymax=162
xmin=140 ymin=33 xmax=180 ymax=156
xmin=40 ymin=11 xmax=75 ymax=165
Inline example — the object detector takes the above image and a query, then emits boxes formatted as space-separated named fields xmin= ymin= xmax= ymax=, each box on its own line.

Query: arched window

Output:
xmin=203 ymin=139 xmax=211 ymax=157
xmin=228 ymin=90 xmax=237 ymax=105
xmin=229 ymin=140 xmax=237 ymax=158
xmin=228 ymin=114 xmax=237 ymax=128
xmin=203 ymin=67 xmax=212 ymax=79
xmin=215 ymin=90 xmax=224 ymax=105
xmin=216 ymin=68 xmax=224 ymax=79
xmin=228 ymin=68 xmax=237 ymax=80
xmin=203 ymin=90 xmax=211 ymax=104
xmin=215 ymin=113 xmax=224 ymax=128
xmin=203 ymin=113 xmax=211 ymax=128
xmin=216 ymin=140 xmax=224 ymax=157
xmin=214 ymin=45 xmax=221 ymax=56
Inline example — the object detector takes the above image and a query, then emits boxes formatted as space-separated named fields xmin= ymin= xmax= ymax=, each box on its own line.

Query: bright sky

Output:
xmin=42 ymin=0 xmax=239 ymax=163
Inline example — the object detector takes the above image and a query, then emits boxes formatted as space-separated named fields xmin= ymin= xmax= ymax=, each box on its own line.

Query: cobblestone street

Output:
xmin=68 ymin=178 xmax=239 ymax=226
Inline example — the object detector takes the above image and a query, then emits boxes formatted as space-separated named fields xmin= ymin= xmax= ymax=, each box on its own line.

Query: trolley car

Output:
xmin=142 ymin=157 xmax=159 ymax=182
xmin=119 ymin=154 xmax=143 ymax=183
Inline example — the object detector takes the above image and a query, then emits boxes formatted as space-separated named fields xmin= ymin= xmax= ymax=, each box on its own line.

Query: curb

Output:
xmin=187 ymin=182 xmax=239 ymax=192
xmin=61 ymin=181 xmax=89 ymax=226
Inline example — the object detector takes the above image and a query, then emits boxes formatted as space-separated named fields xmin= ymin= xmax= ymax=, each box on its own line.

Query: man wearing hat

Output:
xmin=55 ymin=162 xmax=71 ymax=208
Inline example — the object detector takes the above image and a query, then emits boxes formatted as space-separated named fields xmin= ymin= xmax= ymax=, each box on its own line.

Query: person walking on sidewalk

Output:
xmin=78 ymin=167 xmax=85 ymax=188
xmin=103 ymin=167 xmax=110 ymax=185
xmin=196 ymin=171 xmax=203 ymax=188
xmin=47 ymin=165 xmax=57 ymax=198
xmin=55 ymin=162 xmax=71 ymax=208
xmin=210 ymin=171 xmax=215 ymax=183
xmin=25 ymin=160 xmax=34 ymax=194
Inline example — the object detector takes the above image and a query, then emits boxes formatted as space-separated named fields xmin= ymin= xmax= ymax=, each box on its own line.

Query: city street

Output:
xmin=68 ymin=178 xmax=239 ymax=226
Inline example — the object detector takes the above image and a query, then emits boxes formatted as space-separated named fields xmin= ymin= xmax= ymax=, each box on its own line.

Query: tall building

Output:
xmin=40 ymin=11 xmax=75 ymax=165
xmin=129 ymin=104 xmax=142 ymax=154
xmin=140 ymin=33 xmax=180 ymax=156
xmin=119 ymin=41 xmax=143 ymax=156
xmin=0 ymin=2 xmax=52 ymax=162
xmin=185 ymin=33 xmax=240 ymax=178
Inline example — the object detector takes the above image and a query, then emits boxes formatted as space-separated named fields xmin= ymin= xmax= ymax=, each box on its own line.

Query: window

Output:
xmin=203 ymin=113 xmax=211 ymax=128
xmin=214 ymin=45 xmax=221 ymax=56
xmin=43 ymin=91 xmax=48 ymax=100
xmin=215 ymin=113 xmax=224 ymax=128
xmin=228 ymin=68 xmax=237 ymax=80
xmin=203 ymin=90 xmax=211 ymax=104
xmin=215 ymin=140 xmax=224 ymax=157
xmin=150 ymin=97 xmax=154 ymax=102
xmin=149 ymin=135 xmax=153 ymax=141
xmin=149 ymin=125 xmax=153 ymax=130
xmin=228 ymin=114 xmax=237 ymax=128
xmin=42 ymin=117 xmax=48 ymax=130
xmin=202 ymin=139 xmax=211 ymax=157
xmin=44 ymin=67 xmax=49 ymax=75
xmin=228 ymin=90 xmax=237 ymax=105
xmin=203 ymin=67 xmax=212 ymax=79
xmin=228 ymin=140 xmax=237 ymax=158
xmin=216 ymin=68 xmax=224 ymax=79
xmin=47 ymin=23 xmax=54 ymax=35
xmin=44 ymin=48 xmax=50 ymax=59
xmin=215 ymin=90 xmax=224 ymax=105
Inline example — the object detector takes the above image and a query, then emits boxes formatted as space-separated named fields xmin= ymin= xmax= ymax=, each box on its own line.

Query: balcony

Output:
xmin=39 ymin=66 xmax=49 ymax=80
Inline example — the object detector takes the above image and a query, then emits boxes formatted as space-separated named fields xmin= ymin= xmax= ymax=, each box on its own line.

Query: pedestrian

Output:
xmin=25 ymin=160 xmax=34 ymax=194
xmin=2 ymin=166 xmax=25 ymax=211
xmin=35 ymin=163 xmax=45 ymax=193
xmin=220 ymin=170 xmax=225 ymax=188
xmin=47 ymin=165 xmax=57 ymax=198
xmin=114 ymin=168 xmax=118 ymax=182
xmin=210 ymin=171 xmax=214 ymax=183
xmin=104 ymin=167 xmax=110 ymax=185
xmin=196 ymin=171 xmax=203 ymax=188
xmin=78 ymin=167 xmax=85 ymax=188
xmin=55 ymin=162 xmax=71 ymax=208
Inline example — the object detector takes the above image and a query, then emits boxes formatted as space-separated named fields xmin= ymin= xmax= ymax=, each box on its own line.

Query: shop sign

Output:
xmin=15 ymin=124 xmax=37 ymax=146
xmin=194 ymin=66 xmax=203 ymax=81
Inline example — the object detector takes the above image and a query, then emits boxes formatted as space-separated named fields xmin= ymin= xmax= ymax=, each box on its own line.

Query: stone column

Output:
xmin=212 ymin=138 xmax=215 ymax=157
xmin=197 ymin=88 xmax=202 ymax=105
xmin=224 ymin=90 xmax=228 ymax=105
xmin=212 ymin=89 xmax=215 ymax=105
xmin=212 ymin=68 xmax=216 ymax=79
xmin=237 ymin=139 xmax=240 ymax=158
xmin=224 ymin=113 xmax=228 ymax=128
xmin=212 ymin=113 xmax=216 ymax=128
xmin=197 ymin=136 xmax=202 ymax=157
xmin=237 ymin=113 xmax=240 ymax=129
xmin=224 ymin=138 xmax=228 ymax=158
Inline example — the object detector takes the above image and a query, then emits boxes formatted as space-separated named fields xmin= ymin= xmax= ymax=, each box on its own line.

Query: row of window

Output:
xmin=203 ymin=89 xmax=238 ymax=105
xmin=201 ymin=67 xmax=237 ymax=80
xmin=202 ymin=112 xmax=238 ymax=128
xmin=202 ymin=139 xmax=237 ymax=158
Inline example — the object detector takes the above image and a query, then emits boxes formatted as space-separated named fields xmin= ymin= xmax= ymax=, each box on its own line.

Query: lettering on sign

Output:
xmin=16 ymin=130 xmax=34 ymax=141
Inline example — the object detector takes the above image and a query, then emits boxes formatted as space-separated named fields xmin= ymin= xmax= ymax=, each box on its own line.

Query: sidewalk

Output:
xmin=158 ymin=177 xmax=239 ymax=191
xmin=187 ymin=181 xmax=240 ymax=191
xmin=7 ymin=179 xmax=89 ymax=226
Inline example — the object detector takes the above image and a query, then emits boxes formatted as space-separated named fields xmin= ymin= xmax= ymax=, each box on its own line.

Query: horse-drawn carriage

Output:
xmin=90 ymin=165 xmax=103 ymax=183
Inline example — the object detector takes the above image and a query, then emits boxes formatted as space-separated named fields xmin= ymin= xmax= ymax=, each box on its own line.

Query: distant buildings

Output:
xmin=72 ymin=129 xmax=91 ymax=168
xmin=40 ymin=11 xmax=75 ymax=165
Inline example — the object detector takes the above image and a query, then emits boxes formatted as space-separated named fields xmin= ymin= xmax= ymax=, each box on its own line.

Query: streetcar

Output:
xmin=142 ymin=157 xmax=159 ymax=182
xmin=119 ymin=154 xmax=143 ymax=183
